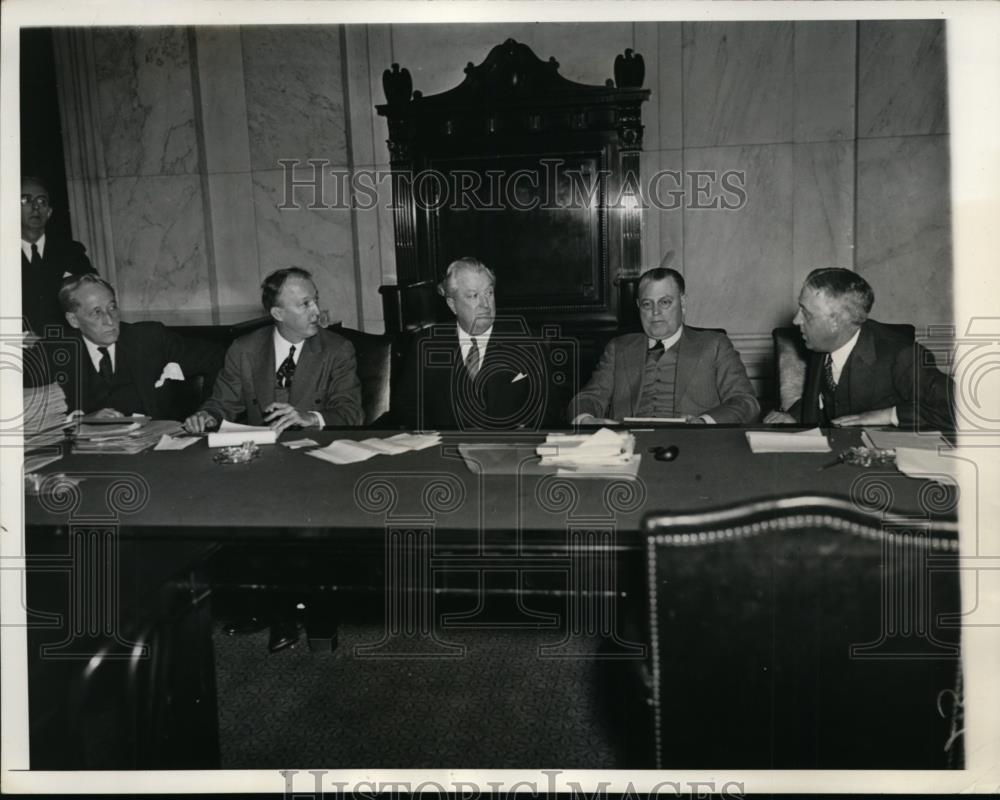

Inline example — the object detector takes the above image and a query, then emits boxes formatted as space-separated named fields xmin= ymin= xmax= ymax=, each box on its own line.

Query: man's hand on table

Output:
xmin=572 ymin=413 xmax=619 ymax=426
xmin=264 ymin=402 xmax=320 ymax=433
xmin=183 ymin=410 xmax=218 ymax=433
xmin=92 ymin=407 xmax=124 ymax=419
xmin=763 ymin=410 xmax=796 ymax=424
xmin=832 ymin=408 xmax=896 ymax=427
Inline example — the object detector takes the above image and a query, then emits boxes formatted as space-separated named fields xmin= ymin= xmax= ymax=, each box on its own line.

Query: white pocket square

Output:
xmin=511 ymin=372 xmax=527 ymax=383
xmin=61 ymin=271 xmax=74 ymax=278
xmin=154 ymin=362 xmax=185 ymax=388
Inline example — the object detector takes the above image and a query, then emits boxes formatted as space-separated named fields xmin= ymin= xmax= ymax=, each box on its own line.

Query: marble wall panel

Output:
xmin=792 ymin=141 xmax=855 ymax=303
xmin=253 ymin=169 xmax=359 ymax=328
xmin=682 ymin=144 xmax=794 ymax=334
xmin=655 ymin=23 xmax=683 ymax=151
xmin=682 ymin=22 xmax=794 ymax=149
xmin=794 ymin=21 xmax=856 ymax=142
xmin=858 ymin=20 xmax=947 ymax=138
xmin=205 ymin=172 xmax=262 ymax=316
xmin=106 ymin=175 xmax=212 ymax=317
xmin=856 ymin=136 xmax=952 ymax=327
xmin=193 ymin=28 xmax=252 ymax=174
xmin=93 ymin=28 xmax=199 ymax=177
xmin=242 ymin=26 xmax=347 ymax=172
xmin=641 ymin=149 xmax=684 ymax=273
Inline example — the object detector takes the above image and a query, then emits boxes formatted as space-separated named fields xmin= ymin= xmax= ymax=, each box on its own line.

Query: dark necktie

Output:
xmin=647 ymin=339 xmax=665 ymax=365
xmin=97 ymin=346 xmax=113 ymax=382
xmin=821 ymin=353 xmax=837 ymax=419
xmin=276 ymin=345 xmax=296 ymax=388
xmin=465 ymin=337 xmax=480 ymax=379
xmin=30 ymin=243 xmax=41 ymax=266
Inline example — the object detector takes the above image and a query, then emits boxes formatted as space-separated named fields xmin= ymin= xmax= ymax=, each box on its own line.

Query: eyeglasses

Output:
xmin=21 ymin=194 xmax=51 ymax=210
xmin=638 ymin=298 xmax=676 ymax=313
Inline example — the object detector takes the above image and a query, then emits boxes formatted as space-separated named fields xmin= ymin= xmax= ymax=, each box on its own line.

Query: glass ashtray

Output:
xmin=213 ymin=441 xmax=260 ymax=464
xmin=836 ymin=445 xmax=896 ymax=468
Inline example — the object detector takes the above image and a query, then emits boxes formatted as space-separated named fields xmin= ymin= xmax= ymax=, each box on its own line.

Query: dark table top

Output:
xmin=25 ymin=427 xmax=954 ymax=545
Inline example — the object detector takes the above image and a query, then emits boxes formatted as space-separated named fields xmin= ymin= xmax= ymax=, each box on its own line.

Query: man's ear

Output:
xmin=680 ymin=294 xmax=687 ymax=317
xmin=65 ymin=311 xmax=80 ymax=331
xmin=445 ymin=296 xmax=456 ymax=316
xmin=269 ymin=306 xmax=283 ymax=324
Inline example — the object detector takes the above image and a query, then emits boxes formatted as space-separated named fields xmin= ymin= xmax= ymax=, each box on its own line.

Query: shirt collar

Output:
xmin=21 ymin=233 xmax=46 ymax=260
xmin=457 ymin=323 xmax=493 ymax=353
xmin=82 ymin=336 xmax=115 ymax=372
xmin=648 ymin=325 xmax=684 ymax=352
xmin=828 ymin=327 xmax=861 ymax=382
xmin=273 ymin=328 xmax=304 ymax=365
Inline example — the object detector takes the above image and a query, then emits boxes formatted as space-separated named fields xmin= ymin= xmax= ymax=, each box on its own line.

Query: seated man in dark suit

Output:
xmin=185 ymin=267 xmax=362 ymax=433
xmin=763 ymin=268 xmax=953 ymax=430
xmin=59 ymin=274 xmax=222 ymax=420
xmin=568 ymin=267 xmax=759 ymax=425
xmin=394 ymin=257 xmax=549 ymax=430
xmin=21 ymin=176 xmax=96 ymax=337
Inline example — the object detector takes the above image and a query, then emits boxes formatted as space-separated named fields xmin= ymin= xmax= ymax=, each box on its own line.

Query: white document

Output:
xmin=746 ymin=428 xmax=832 ymax=454
xmin=207 ymin=420 xmax=277 ymax=448
xmin=282 ymin=438 xmax=320 ymax=450
xmin=895 ymin=447 xmax=958 ymax=482
xmin=385 ymin=432 xmax=443 ymax=451
xmin=861 ymin=429 xmax=950 ymax=452
xmin=153 ymin=435 xmax=200 ymax=451
xmin=538 ymin=427 xmax=636 ymax=466
xmin=306 ymin=440 xmax=381 ymax=465
xmin=623 ymin=416 xmax=687 ymax=424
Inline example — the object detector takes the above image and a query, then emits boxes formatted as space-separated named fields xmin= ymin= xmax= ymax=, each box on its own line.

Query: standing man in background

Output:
xmin=21 ymin=175 xmax=95 ymax=337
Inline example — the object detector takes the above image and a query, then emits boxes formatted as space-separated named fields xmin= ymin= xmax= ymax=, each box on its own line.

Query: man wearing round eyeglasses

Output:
xmin=21 ymin=175 xmax=96 ymax=337
xmin=58 ymin=274 xmax=222 ymax=420
xmin=568 ymin=267 xmax=759 ymax=425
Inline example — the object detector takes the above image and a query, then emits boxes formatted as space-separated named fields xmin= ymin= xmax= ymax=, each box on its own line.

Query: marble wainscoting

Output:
xmin=92 ymin=27 xmax=199 ymax=178
xmin=107 ymin=175 xmax=214 ymax=324
xmin=242 ymin=26 xmax=348 ymax=172
xmin=856 ymin=135 xmax=952 ymax=327
xmin=858 ymin=20 xmax=948 ymax=139
xmin=682 ymin=143 xmax=794 ymax=336
xmin=682 ymin=21 xmax=795 ymax=149
xmin=252 ymin=169 xmax=359 ymax=329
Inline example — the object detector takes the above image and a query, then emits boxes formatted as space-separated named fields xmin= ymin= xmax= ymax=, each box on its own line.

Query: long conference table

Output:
xmin=23 ymin=425 xmax=958 ymax=769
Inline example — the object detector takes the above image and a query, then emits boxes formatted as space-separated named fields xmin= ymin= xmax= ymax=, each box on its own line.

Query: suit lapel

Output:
xmin=840 ymin=322 xmax=875 ymax=412
xmin=252 ymin=330 xmax=276 ymax=410
xmin=624 ymin=335 xmax=646 ymax=414
xmin=674 ymin=328 xmax=699 ymax=408
xmin=289 ymin=334 xmax=322 ymax=407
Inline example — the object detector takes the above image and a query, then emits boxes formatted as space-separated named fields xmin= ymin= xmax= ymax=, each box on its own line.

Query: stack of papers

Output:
xmin=207 ymin=420 xmax=277 ymax=447
xmin=862 ymin=429 xmax=951 ymax=452
xmin=73 ymin=419 xmax=184 ymax=454
xmin=307 ymin=432 xmax=442 ymax=465
xmin=746 ymin=428 xmax=832 ymax=454
xmin=536 ymin=428 xmax=639 ymax=474
xmin=23 ymin=383 xmax=68 ymax=450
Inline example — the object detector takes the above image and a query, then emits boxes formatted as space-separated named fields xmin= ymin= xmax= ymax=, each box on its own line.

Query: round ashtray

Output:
xmin=213 ymin=441 xmax=260 ymax=464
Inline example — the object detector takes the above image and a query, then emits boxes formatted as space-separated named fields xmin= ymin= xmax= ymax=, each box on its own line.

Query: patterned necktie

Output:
xmin=647 ymin=339 xmax=665 ymax=364
xmin=465 ymin=337 xmax=481 ymax=379
xmin=30 ymin=243 xmax=41 ymax=266
xmin=821 ymin=353 xmax=837 ymax=419
xmin=276 ymin=345 xmax=296 ymax=388
xmin=97 ymin=346 xmax=113 ymax=382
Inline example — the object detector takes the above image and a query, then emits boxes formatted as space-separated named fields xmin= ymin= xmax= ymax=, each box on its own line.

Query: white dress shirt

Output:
xmin=83 ymin=337 xmax=115 ymax=373
xmin=21 ymin=234 xmax=46 ymax=261
xmin=273 ymin=329 xmax=324 ymax=428
xmin=457 ymin=324 xmax=494 ymax=371
xmin=822 ymin=327 xmax=898 ymax=425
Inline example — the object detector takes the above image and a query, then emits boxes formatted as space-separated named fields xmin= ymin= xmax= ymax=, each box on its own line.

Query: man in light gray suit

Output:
xmin=568 ymin=267 xmax=759 ymax=425
xmin=184 ymin=267 xmax=362 ymax=433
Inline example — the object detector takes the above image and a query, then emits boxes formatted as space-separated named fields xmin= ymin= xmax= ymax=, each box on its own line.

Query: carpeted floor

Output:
xmin=214 ymin=618 xmax=644 ymax=769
